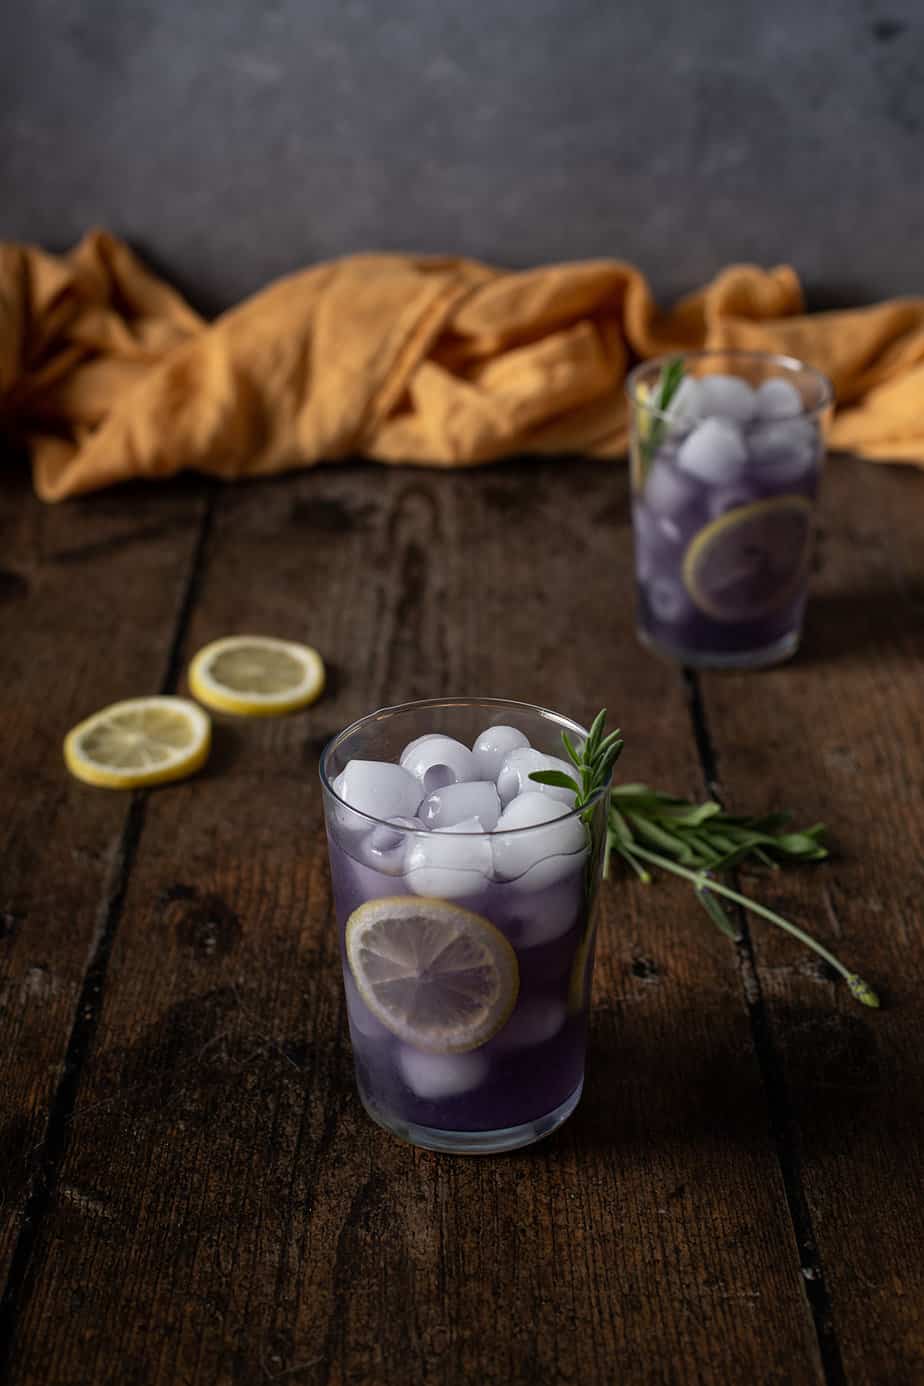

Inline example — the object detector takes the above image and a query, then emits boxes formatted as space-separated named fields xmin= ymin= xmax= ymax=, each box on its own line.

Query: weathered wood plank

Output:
xmin=698 ymin=458 xmax=924 ymax=1385
xmin=0 ymin=465 xmax=208 ymax=1293
xmin=8 ymin=461 xmax=824 ymax=1384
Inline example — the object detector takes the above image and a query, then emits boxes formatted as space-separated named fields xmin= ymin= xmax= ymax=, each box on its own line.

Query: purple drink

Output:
xmin=320 ymin=700 xmax=610 ymax=1155
xmin=627 ymin=354 xmax=833 ymax=669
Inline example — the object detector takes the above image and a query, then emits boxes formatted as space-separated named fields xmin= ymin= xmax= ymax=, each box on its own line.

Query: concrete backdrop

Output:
xmin=1 ymin=0 xmax=922 ymax=313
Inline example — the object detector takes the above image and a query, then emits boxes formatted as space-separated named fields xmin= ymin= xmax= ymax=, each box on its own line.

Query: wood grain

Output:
xmin=697 ymin=459 xmax=924 ymax=1384
xmin=0 ymin=464 xmax=208 ymax=1299
xmin=5 ymin=462 xmax=831 ymax=1384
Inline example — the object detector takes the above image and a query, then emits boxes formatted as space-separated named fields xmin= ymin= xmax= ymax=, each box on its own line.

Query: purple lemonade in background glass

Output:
xmin=626 ymin=351 xmax=834 ymax=669
xmin=319 ymin=699 xmax=611 ymax=1155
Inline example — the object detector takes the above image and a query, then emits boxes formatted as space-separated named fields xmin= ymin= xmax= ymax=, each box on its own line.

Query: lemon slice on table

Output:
xmin=64 ymin=697 xmax=211 ymax=789
xmin=682 ymin=494 xmax=813 ymax=624
xmin=188 ymin=635 xmax=325 ymax=716
xmin=346 ymin=897 xmax=519 ymax=1054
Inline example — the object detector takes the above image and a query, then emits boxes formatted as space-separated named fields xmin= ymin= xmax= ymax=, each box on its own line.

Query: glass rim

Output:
xmin=625 ymin=349 xmax=835 ymax=422
xmin=318 ymin=695 xmax=611 ymax=836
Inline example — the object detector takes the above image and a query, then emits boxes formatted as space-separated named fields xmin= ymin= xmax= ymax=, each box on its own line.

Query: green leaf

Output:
xmin=679 ymin=830 xmax=729 ymax=867
xmin=774 ymin=832 xmax=828 ymax=858
xmin=703 ymin=831 xmax=739 ymax=856
xmin=608 ymin=808 xmax=635 ymax=846
xmin=528 ymin=769 xmax=580 ymax=793
xmin=655 ymin=357 xmax=686 ymax=410
xmin=560 ymin=731 xmax=582 ymax=770
xmin=626 ymin=813 xmax=698 ymax=864
xmin=696 ymin=884 xmax=741 ymax=941
xmin=595 ymin=729 xmax=624 ymax=755
xmin=615 ymin=845 xmax=651 ymax=883
xmin=595 ymin=745 xmax=624 ymax=782
xmin=640 ymin=358 xmax=686 ymax=467
xmin=659 ymin=801 xmax=722 ymax=827
xmin=585 ymin=708 xmax=607 ymax=758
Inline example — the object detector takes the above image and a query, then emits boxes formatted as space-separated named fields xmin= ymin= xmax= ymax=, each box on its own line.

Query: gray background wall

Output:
xmin=1 ymin=0 xmax=922 ymax=314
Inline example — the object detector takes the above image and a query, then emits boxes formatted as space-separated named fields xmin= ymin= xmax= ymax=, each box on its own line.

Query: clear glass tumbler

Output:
xmin=319 ymin=698 xmax=611 ymax=1154
xmin=626 ymin=350 xmax=834 ymax=669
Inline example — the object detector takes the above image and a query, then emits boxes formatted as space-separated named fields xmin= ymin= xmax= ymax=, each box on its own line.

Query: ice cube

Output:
xmin=338 ymin=857 xmax=412 ymax=918
xmin=472 ymin=724 xmax=530 ymax=780
xmin=677 ymin=418 xmax=748 ymax=484
xmin=503 ymin=873 xmax=583 ymax=946
xmin=697 ymin=374 xmax=757 ymax=424
xmin=495 ymin=749 xmax=577 ymax=808
xmin=494 ymin=997 xmax=566 ymax=1051
xmin=405 ymin=817 xmax=492 ymax=898
xmin=749 ymin=417 xmax=818 ymax=482
xmin=755 ymin=378 xmax=803 ymax=419
xmin=632 ymin=502 xmax=659 ymax=583
xmin=343 ymin=968 xmax=393 ymax=1043
xmin=646 ymin=575 xmax=693 ymax=625
xmin=420 ymin=781 xmax=502 ymax=831
xmin=658 ymin=515 xmax=684 ymax=545
xmin=400 ymin=734 xmax=478 ymax=793
xmin=357 ymin=815 xmax=425 ymax=876
xmin=492 ymin=792 xmax=586 ymax=883
xmin=750 ymin=416 xmax=816 ymax=459
xmin=399 ymin=1046 xmax=488 ymax=1099
xmin=643 ymin=457 xmax=702 ymax=523
xmin=332 ymin=760 xmax=422 ymax=833
xmin=509 ymin=848 xmax=586 ymax=896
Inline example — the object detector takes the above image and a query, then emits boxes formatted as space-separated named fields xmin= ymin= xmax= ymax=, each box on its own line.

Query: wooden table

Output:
xmin=1 ymin=454 xmax=922 ymax=1386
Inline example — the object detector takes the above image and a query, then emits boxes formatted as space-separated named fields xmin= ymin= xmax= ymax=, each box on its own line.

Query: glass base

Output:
xmin=359 ymin=1080 xmax=584 ymax=1155
xmin=638 ymin=625 xmax=800 ymax=671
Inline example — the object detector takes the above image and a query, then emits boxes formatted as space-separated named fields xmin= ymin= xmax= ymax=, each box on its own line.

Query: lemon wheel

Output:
xmin=682 ymin=495 xmax=812 ymax=624
xmin=64 ymin=696 xmax=211 ymax=789
xmin=188 ymin=635 xmax=325 ymax=716
xmin=345 ymin=897 xmax=519 ymax=1054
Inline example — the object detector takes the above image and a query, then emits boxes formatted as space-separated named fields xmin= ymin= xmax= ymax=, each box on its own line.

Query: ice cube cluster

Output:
xmin=331 ymin=723 xmax=597 ymax=1103
xmin=634 ymin=372 xmax=821 ymax=633
xmin=330 ymin=723 xmax=589 ymax=901
xmin=661 ymin=373 xmax=819 ymax=491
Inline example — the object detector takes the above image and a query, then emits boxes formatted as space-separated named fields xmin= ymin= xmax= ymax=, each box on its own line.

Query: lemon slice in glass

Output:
xmin=188 ymin=635 xmax=325 ymax=716
xmin=346 ymin=897 xmax=519 ymax=1054
xmin=682 ymin=494 xmax=813 ymax=623
xmin=64 ymin=696 xmax=211 ymax=789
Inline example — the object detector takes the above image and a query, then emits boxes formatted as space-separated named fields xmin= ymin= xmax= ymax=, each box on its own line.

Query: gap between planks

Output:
xmin=0 ymin=489 xmax=218 ymax=1375
xmin=682 ymin=667 xmax=846 ymax=1386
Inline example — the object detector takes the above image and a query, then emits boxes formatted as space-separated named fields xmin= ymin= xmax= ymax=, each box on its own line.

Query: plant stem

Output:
xmin=616 ymin=841 xmax=880 ymax=1008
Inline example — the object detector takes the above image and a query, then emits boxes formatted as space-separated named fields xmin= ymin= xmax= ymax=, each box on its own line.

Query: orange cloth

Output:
xmin=1 ymin=229 xmax=922 ymax=501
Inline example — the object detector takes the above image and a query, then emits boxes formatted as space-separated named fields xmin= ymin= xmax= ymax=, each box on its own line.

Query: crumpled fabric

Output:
xmin=1 ymin=229 xmax=922 ymax=501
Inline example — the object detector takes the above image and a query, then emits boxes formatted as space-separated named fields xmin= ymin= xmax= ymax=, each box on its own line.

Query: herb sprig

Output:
xmin=534 ymin=710 xmax=880 ymax=1009
xmin=639 ymin=356 xmax=685 ymax=469
xmin=608 ymin=788 xmax=879 ymax=1007
xmin=529 ymin=708 xmax=624 ymax=818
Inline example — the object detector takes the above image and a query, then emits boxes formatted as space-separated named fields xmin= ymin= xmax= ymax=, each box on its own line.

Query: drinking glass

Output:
xmin=320 ymin=698 xmax=610 ymax=1154
xmin=627 ymin=350 xmax=833 ymax=668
